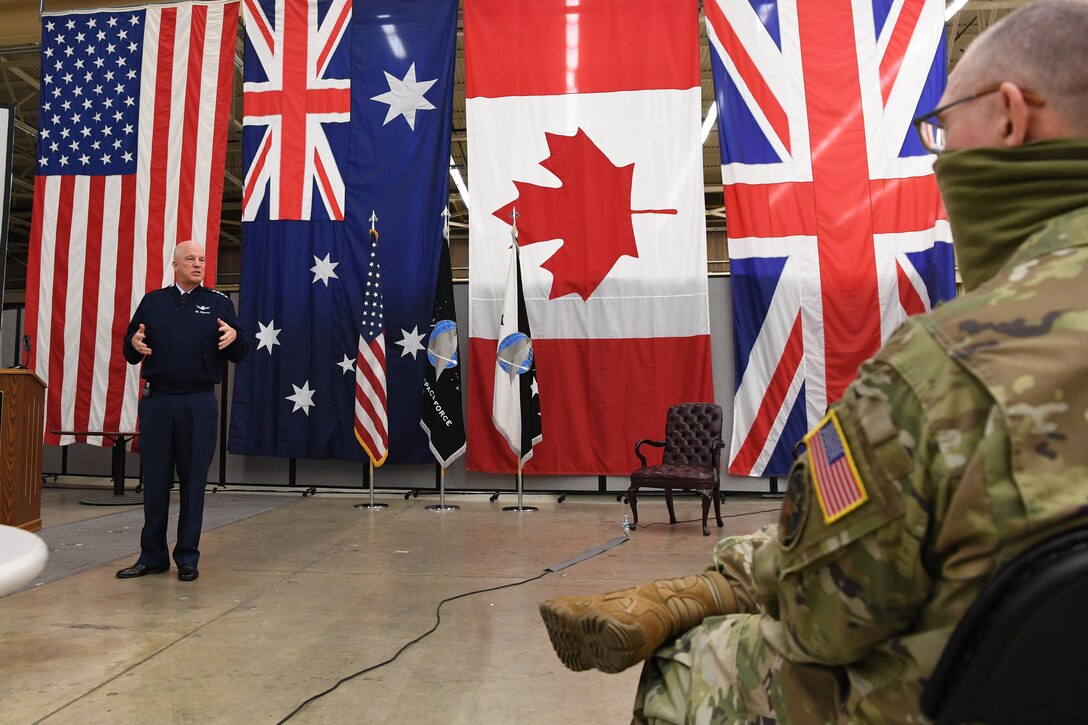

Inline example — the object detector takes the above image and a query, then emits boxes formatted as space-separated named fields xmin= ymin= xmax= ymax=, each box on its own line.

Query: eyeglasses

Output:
xmin=912 ymin=84 xmax=1046 ymax=154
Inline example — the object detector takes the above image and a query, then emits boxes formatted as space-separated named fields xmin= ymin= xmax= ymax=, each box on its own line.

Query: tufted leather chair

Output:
xmin=627 ymin=403 xmax=725 ymax=536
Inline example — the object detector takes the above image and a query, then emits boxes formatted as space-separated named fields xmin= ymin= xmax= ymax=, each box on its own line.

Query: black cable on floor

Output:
xmin=635 ymin=507 xmax=781 ymax=528
xmin=276 ymin=528 xmax=634 ymax=723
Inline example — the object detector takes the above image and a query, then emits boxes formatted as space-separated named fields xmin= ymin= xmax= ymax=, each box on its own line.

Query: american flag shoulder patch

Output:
xmin=804 ymin=410 xmax=867 ymax=524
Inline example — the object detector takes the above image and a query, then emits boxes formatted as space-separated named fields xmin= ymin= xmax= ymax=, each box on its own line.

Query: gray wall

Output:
xmin=7 ymin=278 xmax=776 ymax=495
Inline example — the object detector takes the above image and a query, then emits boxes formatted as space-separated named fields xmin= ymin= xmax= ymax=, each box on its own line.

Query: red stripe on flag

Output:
xmin=704 ymin=0 xmax=791 ymax=154
xmin=146 ymin=8 xmax=178 ymax=293
xmin=871 ymin=175 xmax=946 ymax=231
xmin=724 ymin=182 xmax=817 ymax=239
xmin=315 ymin=0 xmax=350 ymax=75
xmin=467 ymin=335 xmax=714 ymax=475
xmin=729 ymin=311 xmax=804 ymax=476
xmin=354 ymin=337 xmax=388 ymax=462
xmin=204 ymin=0 xmax=239 ymax=283
xmin=465 ymin=0 xmax=699 ymax=98
xmin=798 ymin=2 xmax=881 ymax=405
xmin=24 ymin=177 xmax=46 ymax=375
xmin=243 ymin=132 xmax=272 ymax=213
xmin=47 ymin=178 xmax=76 ymax=446
xmin=879 ymin=0 xmax=926 ymax=104
xmin=105 ymin=176 xmax=138 ymax=434
xmin=177 ymin=6 xmax=207 ymax=245
xmin=243 ymin=0 xmax=274 ymax=55
xmin=74 ymin=178 xmax=106 ymax=439
xmin=896 ymin=261 xmax=927 ymax=316
xmin=279 ymin=0 xmax=309 ymax=219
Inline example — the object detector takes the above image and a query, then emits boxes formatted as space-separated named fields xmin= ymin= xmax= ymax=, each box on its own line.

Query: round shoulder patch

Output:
xmin=779 ymin=464 xmax=810 ymax=551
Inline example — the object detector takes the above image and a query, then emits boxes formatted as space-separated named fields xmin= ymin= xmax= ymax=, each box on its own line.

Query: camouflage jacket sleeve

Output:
xmin=750 ymin=327 xmax=935 ymax=666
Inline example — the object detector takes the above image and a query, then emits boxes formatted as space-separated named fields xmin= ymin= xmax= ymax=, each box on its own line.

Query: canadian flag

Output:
xmin=465 ymin=0 xmax=715 ymax=475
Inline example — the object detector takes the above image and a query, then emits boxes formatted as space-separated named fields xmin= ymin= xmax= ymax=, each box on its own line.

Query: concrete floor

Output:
xmin=0 ymin=484 xmax=780 ymax=724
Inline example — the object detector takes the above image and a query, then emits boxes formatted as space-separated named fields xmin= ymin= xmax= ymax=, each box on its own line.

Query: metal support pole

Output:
xmin=354 ymin=458 xmax=388 ymax=509
xmin=425 ymin=466 xmax=459 ymax=511
xmin=503 ymin=459 xmax=537 ymax=512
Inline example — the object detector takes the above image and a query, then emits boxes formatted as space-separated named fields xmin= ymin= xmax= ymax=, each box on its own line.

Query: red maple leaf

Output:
xmin=493 ymin=128 xmax=676 ymax=301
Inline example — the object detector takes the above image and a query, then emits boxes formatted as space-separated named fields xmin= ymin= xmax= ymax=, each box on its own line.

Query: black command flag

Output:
xmin=492 ymin=236 xmax=542 ymax=465
xmin=421 ymin=238 xmax=466 ymax=467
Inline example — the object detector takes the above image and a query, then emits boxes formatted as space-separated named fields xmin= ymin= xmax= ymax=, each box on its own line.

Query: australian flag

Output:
xmin=421 ymin=232 xmax=466 ymax=468
xmin=708 ymin=0 xmax=957 ymax=477
xmin=228 ymin=0 xmax=457 ymax=462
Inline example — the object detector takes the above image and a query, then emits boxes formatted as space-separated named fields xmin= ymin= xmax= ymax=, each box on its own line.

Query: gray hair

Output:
xmin=957 ymin=0 xmax=1088 ymax=133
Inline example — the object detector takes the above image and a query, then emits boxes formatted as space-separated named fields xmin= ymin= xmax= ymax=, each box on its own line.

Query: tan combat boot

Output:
xmin=539 ymin=571 xmax=737 ymax=674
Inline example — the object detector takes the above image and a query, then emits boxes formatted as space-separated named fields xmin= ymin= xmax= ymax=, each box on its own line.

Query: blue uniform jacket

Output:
xmin=123 ymin=285 xmax=249 ymax=384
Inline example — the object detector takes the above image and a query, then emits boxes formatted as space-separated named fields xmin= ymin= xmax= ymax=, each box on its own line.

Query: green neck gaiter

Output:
xmin=933 ymin=139 xmax=1088 ymax=291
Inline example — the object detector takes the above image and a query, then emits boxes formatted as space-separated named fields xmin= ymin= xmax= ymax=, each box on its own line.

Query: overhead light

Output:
xmin=945 ymin=0 xmax=969 ymax=21
xmin=701 ymin=101 xmax=717 ymax=145
xmin=449 ymin=156 xmax=469 ymax=210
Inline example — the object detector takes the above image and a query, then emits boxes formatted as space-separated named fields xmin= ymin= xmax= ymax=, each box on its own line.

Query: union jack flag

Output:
xmin=242 ymin=0 xmax=351 ymax=221
xmin=710 ymin=0 xmax=957 ymax=477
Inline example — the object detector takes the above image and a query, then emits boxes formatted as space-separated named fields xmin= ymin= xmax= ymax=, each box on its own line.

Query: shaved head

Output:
xmin=174 ymin=240 xmax=204 ymax=261
xmin=952 ymin=0 xmax=1088 ymax=134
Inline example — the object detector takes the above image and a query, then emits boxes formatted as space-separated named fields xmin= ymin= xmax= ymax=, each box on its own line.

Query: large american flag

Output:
xmin=242 ymin=0 xmax=350 ymax=221
xmin=354 ymin=229 xmax=388 ymax=466
xmin=710 ymin=0 xmax=957 ymax=477
xmin=26 ymin=1 xmax=238 ymax=446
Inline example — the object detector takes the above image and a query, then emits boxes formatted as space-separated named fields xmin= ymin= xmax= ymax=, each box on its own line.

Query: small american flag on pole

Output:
xmin=804 ymin=410 xmax=867 ymax=523
xmin=354 ymin=225 xmax=388 ymax=466
xmin=26 ymin=0 xmax=238 ymax=447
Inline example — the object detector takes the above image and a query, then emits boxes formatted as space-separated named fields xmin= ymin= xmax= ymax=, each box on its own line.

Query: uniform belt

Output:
xmin=149 ymin=382 xmax=215 ymax=394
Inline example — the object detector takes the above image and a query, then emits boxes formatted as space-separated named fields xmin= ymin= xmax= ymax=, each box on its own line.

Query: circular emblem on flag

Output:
xmin=497 ymin=332 xmax=533 ymax=377
xmin=427 ymin=319 xmax=459 ymax=371
xmin=779 ymin=463 xmax=810 ymax=551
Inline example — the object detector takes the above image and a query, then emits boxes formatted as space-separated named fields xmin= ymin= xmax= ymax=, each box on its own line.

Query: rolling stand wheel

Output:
xmin=557 ymin=493 xmax=567 ymax=503
xmin=489 ymin=491 xmax=500 ymax=502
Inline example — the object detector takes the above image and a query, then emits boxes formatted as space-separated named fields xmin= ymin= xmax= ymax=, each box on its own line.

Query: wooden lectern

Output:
xmin=0 ymin=370 xmax=45 ymax=531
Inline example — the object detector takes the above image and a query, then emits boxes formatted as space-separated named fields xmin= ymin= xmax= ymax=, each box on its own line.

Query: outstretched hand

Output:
xmin=132 ymin=323 xmax=152 ymax=356
xmin=217 ymin=318 xmax=237 ymax=350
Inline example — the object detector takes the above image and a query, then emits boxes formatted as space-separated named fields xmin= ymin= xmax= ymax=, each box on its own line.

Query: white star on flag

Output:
xmin=531 ymin=377 xmax=539 ymax=397
xmin=286 ymin=381 xmax=316 ymax=415
xmin=255 ymin=319 xmax=281 ymax=354
xmin=337 ymin=354 xmax=355 ymax=375
xmin=395 ymin=325 xmax=426 ymax=358
xmin=310 ymin=253 xmax=340 ymax=286
xmin=370 ymin=62 xmax=436 ymax=131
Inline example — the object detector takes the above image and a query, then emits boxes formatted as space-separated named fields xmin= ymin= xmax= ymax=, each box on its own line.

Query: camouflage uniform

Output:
xmin=634 ymin=207 xmax=1088 ymax=724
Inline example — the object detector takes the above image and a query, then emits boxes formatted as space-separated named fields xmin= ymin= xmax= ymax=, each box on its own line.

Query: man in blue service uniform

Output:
xmin=116 ymin=240 xmax=249 ymax=582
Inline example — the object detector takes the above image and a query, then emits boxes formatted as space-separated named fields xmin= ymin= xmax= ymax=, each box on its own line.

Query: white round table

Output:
xmin=0 ymin=524 xmax=49 ymax=596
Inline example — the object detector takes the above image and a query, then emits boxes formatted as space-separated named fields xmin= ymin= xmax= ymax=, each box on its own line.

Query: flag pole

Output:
xmin=425 ymin=465 xmax=459 ymax=511
xmin=354 ymin=451 xmax=388 ymax=510
xmin=503 ymin=458 xmax=537 ymax=512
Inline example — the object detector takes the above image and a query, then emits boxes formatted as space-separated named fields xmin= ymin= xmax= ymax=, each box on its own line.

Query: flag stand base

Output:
xmin=426 ymin=504 xmax=460 ymax=511
xmin=354 ymin=459 xmax=388 ymax=509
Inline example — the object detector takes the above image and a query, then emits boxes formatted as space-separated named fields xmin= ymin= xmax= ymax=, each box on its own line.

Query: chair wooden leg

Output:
xmin=713 ymin=485 xmax=723 ymax=527
xmin=700 ymin=492 xmax=711 ymax=536
xmin=664 ymin=489 xmax=677 ymax=524
xmin=627 ymin=486 xmax=639 ymax=530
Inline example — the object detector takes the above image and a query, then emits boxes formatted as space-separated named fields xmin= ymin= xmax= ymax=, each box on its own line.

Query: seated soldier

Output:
xmin=539 ymin=1 xmax=1088 ymax=721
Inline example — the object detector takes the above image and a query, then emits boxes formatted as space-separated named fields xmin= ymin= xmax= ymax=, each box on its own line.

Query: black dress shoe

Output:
xmin=178 ymin=564 xmax=200 ymax=582
xmin=116 ymin=563 xmax=169 ymax=579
